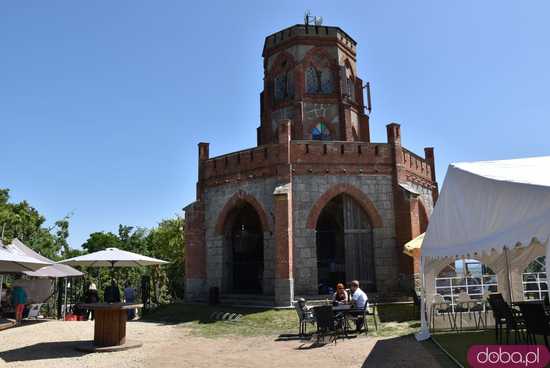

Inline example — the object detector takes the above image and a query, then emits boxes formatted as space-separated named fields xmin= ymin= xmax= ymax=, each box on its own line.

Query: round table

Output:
xmin=77 ymin=302 xmax=143 ymax=352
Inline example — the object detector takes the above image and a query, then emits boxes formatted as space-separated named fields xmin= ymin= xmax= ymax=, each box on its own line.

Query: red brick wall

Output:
xmin=184 ymin=201 xmax=206 ymax=279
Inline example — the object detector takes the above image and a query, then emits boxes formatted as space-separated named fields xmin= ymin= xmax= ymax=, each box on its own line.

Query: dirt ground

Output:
xmin=0 ymin=320 xmax=454 ymax=368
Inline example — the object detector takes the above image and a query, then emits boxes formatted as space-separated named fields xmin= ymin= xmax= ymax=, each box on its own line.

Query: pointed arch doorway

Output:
xmin=223 ymin=202 xmax=264 ymax=293
xmin=316 ymin=194 xmax=376 ymax=293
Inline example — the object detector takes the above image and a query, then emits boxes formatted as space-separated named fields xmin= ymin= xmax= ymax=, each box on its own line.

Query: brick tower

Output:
xmin=184 ymin=22 xmax=438 ymax=307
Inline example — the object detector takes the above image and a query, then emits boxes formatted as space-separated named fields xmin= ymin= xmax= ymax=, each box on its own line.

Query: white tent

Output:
xmin=0 ymin=242 xmax=51 ymax=273
xmin=417 ymin=156 xmax=550 ymax=340
xmin=5 ymin=239 xmax=84 ymax=278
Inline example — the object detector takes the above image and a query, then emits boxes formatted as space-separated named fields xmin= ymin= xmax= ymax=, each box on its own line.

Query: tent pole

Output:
xmin=416 ymin=255 xmax=430 ymax=341
xmin=504 ymin=247 xmax=513 ymax=302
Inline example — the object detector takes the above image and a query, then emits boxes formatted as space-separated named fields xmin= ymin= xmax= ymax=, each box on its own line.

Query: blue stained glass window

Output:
xmin=306 ymin=67 xmax=319 ymax=94
xmin=274 ymin=74 xmax=286 ymax=101
xmin=286 ymin=71 xmax=294 ymax=98
xmin=320 ymin=69 xmax=333 ymax=94
xmin=312 ymin=123 xmax=331 ymax=140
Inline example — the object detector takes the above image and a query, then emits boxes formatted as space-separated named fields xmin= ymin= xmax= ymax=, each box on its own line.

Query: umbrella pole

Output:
xmin=0 ymin=275 xmax=3 ymax=305
xmin=63 ymin=277 xmax=68 ymax=318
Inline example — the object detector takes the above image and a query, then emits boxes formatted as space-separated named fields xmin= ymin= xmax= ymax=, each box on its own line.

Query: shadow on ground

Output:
xmin=275 ymin=333 xmax=311 ymax=341
xmin=0 ymin=341 xmax=89 ymax=362
xmin=361 ymin=335 xmax=455 ymax=368
xmin=140 ymin=303 xmax=271 ymax=325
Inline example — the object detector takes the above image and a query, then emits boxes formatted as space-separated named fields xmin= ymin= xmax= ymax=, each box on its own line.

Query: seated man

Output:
xmin=350 ymin=280 xmax=368 ymax=331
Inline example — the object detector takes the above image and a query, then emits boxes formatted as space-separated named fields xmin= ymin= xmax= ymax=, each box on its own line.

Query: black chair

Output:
xmin=293 ymin=301 xmax=315 ymax=337
xmin=313 ymin=305 xmax=343 ymax=344
xmin=488 ymin=294 xmax=526 ymax=344
xmin=345 ymin=297 xmax=378 ymax=335
xmin=517 ymin=302 xmax=550 ymax=347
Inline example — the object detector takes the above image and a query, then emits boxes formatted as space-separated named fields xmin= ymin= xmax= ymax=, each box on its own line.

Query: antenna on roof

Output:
xmin=304 ymin=10 xmax=323 ymax=26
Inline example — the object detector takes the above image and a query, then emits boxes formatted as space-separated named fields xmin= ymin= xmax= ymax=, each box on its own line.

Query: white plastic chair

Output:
xmin=26 ymin=304 xmax=42 ymax=319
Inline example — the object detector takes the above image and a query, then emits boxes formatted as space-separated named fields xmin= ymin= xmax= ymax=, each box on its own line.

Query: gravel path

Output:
xmin=0 ymin=321 xmax=453 ymax=368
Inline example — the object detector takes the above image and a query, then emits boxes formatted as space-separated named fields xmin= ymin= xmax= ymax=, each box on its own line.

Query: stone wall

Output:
xmin=291 ymin=174 xmax=397 ymax=295
xmin=203 ymin=177 xmax=282 ymax=296
xmin=404 ymin=181 xmax=435 ymax=215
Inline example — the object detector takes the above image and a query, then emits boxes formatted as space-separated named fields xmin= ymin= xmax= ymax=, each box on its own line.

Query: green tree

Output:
xmin=146 ymin=217 xmax=185 ymax=299
xmin=0 ymin=188 xmax=75 ymax=260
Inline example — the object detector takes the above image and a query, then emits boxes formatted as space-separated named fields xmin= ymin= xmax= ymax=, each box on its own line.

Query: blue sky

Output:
xmin=1 ymin=1 xmax=549 ymax=248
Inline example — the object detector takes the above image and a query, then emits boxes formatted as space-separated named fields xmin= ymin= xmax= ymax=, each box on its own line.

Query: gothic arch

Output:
xmin=302 ymin=47 xmax=337 ymax=69
xmin=215 ymin=191 xmax=271 ymax=235
xmin=306 ymin=184 xmax=384 ymax=229
xmin=268 ymin=51 xmax=296 ymax=77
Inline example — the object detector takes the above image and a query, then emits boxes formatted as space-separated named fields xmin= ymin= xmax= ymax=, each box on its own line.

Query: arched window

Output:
xmin=344 ymin=63 xmax=355 ymax=101
xmin=272 ymin=59 xmax=294 ymax=102
xmin=435 ymin=258 xmax=497 ymax=311
xmin=305 ymin=53 xmax=333 ymax=95
xmin=522 ymin=256 xmax=548 ymax=301
xmin=312 ymin=123 xmax=331 ymax=141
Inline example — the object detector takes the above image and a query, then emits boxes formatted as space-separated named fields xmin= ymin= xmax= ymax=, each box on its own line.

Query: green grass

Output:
xmin=141 ymin=302 xmax=421 ymax=338
xmin=433 ymin=330 xmax=549 ymax=368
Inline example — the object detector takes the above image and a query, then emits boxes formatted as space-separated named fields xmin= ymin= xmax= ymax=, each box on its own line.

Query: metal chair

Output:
xmin=345 ymin=297 xmax=378 ymax=334
xmin=430 ymin=294 xmax=456 ymax=331
xmin=313 ymin=305 xmax=343 ymax=344
xmin=517 ymin=302 xmax=550 ymax=347
xmin=293 ymin=301 xmax=315 ymax=337
xmin=488 ymin=293 xmax=526 ymax=344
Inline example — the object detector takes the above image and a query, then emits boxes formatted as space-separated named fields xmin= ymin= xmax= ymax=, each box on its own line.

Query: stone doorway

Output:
xmin=315 ymin=194 xmax=376 ymax=293
xmin=223 ymin=202 xmax=264 ymax=294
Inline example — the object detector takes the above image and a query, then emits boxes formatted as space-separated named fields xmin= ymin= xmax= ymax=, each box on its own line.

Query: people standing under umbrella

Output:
xmin=85 ymin=283 xmax=99 ymax=320
xmin=124 ymin=281 xmax=136 ymax=320
xmin=11 ymin=283 xmax=27 ymax=326
xmin=104 ymin=279 xmax=121 ymax=303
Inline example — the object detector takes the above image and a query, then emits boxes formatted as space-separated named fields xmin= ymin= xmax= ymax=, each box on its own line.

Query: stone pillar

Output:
xmin=273 ymin=183 xmax=294 ymax=306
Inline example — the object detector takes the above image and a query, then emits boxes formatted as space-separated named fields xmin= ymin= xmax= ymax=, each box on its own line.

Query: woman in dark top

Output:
xmin=332 ymin=283 xmax=348 ymax=304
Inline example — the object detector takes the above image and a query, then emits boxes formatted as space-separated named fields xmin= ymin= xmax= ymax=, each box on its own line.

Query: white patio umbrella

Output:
xmin=58 ymin=247 xmax=168 ymax=268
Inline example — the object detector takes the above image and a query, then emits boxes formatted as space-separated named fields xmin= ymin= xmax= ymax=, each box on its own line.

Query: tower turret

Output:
xmin=258 ymin=23 xmax=371 ymax=145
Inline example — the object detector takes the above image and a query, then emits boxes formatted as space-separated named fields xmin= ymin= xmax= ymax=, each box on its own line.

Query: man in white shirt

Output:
xmin=350 ymin=280 xmax=368 ymax=331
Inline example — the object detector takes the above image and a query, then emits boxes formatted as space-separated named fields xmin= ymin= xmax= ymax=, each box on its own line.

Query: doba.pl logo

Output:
xmin=468 ymin=345 xmax=550 ymax=367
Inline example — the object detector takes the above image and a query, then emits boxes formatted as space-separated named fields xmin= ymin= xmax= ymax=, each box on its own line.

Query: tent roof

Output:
xmin=422 ymin=156 xmax=550 ymax=258
xmin=3 ymin=239 xmax=83 ymax=277
xmin=0 ymin=242 xmax=51 ymax=273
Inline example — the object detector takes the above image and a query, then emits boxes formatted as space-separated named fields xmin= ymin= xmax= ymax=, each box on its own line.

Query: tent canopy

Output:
xmin=59 ymin=247 xmax=168 ymax=268
xmin=0 ymin=241 xmax=51 ymax=272
xmin=3 ymin=239 xmax=83 ymax=278
xmin=422 ymin=156 xmax=550 ymax=258
xmin=416 ymin=156 xmax=550 ymax=341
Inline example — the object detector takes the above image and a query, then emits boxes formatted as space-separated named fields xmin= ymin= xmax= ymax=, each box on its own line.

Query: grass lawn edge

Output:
xmin=431 ymin=334 xmax=465 ymax=368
